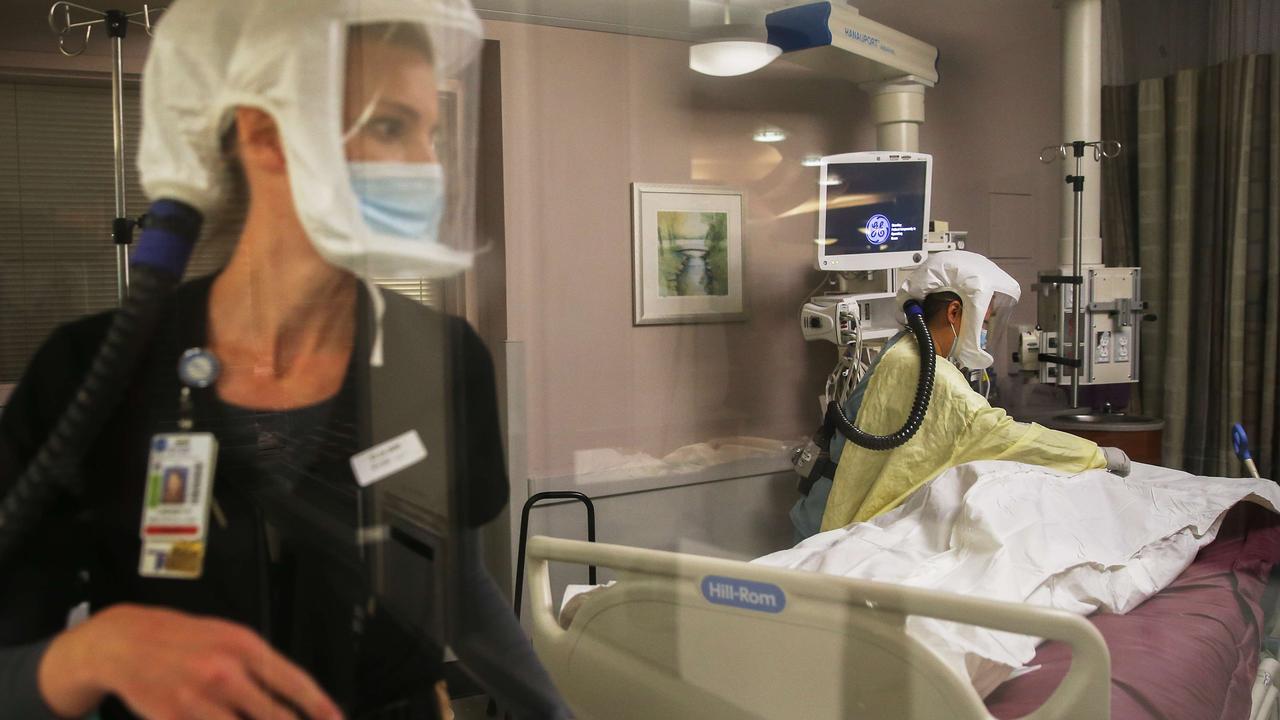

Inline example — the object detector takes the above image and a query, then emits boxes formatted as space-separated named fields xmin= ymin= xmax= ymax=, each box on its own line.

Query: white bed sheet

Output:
xmin=753 ymin=460 xmax=1280 ymax=696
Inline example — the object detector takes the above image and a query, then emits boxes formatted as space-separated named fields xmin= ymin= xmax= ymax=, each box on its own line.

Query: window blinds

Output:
xmin=0 ymin=80 xmax=153 ymax=382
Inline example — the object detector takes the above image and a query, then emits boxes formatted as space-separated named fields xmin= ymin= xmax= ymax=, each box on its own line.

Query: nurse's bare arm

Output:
xmin=38 ymin=604 xmax=344 ymax=720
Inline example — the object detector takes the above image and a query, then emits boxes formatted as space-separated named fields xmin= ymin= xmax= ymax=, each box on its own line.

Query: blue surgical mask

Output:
xmin=348 ymin=162 xmax=445 ymax=240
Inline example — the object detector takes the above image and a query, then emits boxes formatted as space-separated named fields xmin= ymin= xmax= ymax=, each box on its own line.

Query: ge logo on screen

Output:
xmin=866 ymin=214 xmax=891 ymax=245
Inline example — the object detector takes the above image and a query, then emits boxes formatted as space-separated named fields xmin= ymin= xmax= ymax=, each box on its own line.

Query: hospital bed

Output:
xmin=526 ymin=535 xmax=1109 ymax=719
xmin=523 ymin=502 xmax=1280 ymax=720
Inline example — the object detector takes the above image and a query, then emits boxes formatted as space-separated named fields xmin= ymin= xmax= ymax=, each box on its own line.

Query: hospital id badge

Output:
xmin=138 ymin=433 xmax=218 ymax=580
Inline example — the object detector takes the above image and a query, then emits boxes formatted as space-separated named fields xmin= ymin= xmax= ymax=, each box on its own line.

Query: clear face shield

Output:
xmin=338 ymin=13 xmax=481 ymax=280
xmin=979 ymin=291 xmax=1017 ymax=367
xmin=950 ymin=291 xmax=1017 ymax=372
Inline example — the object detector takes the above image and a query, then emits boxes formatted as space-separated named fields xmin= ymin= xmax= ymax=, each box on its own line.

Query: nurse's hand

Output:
xmin=38 ymin=603 xmax=344 ymax=720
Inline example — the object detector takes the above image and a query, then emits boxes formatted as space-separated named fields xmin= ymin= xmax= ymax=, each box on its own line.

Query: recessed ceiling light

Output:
xmin=753 ymin=128 xmax=787 ymax=143
xmin=801 ymin=155 xmax=823 ymax=167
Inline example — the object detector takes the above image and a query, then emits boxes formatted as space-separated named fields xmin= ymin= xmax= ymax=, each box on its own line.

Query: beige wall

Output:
xmin=490 ymin=19 xmax=849 ymax=480
xmin=487 ymin=0 xmax=1064 ymax=482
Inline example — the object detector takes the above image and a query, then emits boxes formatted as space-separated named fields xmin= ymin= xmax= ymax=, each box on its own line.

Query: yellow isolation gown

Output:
xmin=819 ymin=338 xmax=1106 ymax=532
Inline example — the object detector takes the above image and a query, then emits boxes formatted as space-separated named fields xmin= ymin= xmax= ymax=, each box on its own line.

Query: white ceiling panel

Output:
xmin=473 ymin=0 xmax=780 ymax=40
xmin=0 ymin=0 xmax=791 ymax=53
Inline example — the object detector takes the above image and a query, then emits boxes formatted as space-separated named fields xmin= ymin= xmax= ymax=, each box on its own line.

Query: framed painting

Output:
xmin=631 ymin=183 xmax=747 ymax=325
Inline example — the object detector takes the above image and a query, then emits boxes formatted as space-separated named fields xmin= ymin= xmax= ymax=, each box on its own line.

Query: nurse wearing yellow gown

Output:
xmin=818 ymin=252 xmax=1128 ymax=533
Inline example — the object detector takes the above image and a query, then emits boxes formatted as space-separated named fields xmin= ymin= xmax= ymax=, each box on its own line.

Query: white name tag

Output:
xmin=350 ymin=429 xmax=428 ymax=487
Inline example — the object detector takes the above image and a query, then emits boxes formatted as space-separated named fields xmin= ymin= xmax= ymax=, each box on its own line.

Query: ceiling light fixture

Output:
xmin=689 ymin=1 xmax=781 ymax=77
xmin=753 ymin=128 xmax=787 ymax=143
xmin=690 ymin=39 xmax=781 ymax=77
xmin=801 ymin=154 xmax=823 ymax=167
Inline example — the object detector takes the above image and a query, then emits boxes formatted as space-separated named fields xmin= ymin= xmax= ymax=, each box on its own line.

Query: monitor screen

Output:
xmin=823 ymin=160 xmax=928 ymax=257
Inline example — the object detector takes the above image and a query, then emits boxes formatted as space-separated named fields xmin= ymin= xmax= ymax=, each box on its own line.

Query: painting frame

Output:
xmin=631 ymin=183 xmax=748 ymax=326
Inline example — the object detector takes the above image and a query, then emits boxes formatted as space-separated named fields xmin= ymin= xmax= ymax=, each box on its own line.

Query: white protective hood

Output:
xmin=896 ymin=251 xmax=1021 ymax=370
xmin=138 ymin=0 xmax=483 ymax=279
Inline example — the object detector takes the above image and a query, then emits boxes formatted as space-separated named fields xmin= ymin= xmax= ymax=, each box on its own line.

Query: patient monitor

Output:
xmin=803 ymin=152 xmax=955 ymax=351
xmin=818 ymin=151 xmax=931 ymax=272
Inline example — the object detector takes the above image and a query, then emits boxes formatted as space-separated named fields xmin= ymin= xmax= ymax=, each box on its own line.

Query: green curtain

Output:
xmin=1109 ymin=54 xmax=1279 ymax=477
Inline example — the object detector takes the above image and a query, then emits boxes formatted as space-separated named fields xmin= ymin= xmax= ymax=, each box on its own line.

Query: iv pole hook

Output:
xmin=48 ymin=1 xmax=97 ymax=57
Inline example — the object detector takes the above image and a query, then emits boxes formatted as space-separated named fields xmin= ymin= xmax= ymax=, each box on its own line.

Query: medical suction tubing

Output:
xmin=0 ymin=200 xmax=203 ymax=567
xmin=830 ymin=300 xmax=936 ymax=451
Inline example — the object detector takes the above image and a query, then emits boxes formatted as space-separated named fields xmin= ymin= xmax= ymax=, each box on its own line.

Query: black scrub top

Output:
xmin=0 ymin=274 xmax=509 ymax=718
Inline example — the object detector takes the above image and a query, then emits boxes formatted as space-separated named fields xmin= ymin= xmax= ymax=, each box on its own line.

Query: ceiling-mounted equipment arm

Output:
xmin=765 ymin=2 xmax=938 ymax=85
xmin=766 ymin=3 xmax=937 ymax=153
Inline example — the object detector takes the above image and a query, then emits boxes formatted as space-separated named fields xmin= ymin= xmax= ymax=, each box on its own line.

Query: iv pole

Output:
xmin=47 ymin=2 xmax=163 ymax=305
xmin=1038 ymin=139 xmax=1122 ymax=409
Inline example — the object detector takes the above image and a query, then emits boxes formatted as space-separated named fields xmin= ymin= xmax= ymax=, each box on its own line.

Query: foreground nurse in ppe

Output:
xmin=0 ymin=1 xmax=569 ymax=718
xmin=811 ymin=251 xmax=1130 ymax=535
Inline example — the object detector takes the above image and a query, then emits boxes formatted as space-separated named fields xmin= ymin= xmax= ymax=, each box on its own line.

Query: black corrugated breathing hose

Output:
xmin=829 ymin=299 xmax=936 ymax=451
xmin=0 ymin=200 xmax=203 ymax=568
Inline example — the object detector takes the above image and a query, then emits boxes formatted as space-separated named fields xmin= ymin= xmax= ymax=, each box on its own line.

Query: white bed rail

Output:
xmin=527 ymin=536 xmax=1110 ymax=720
